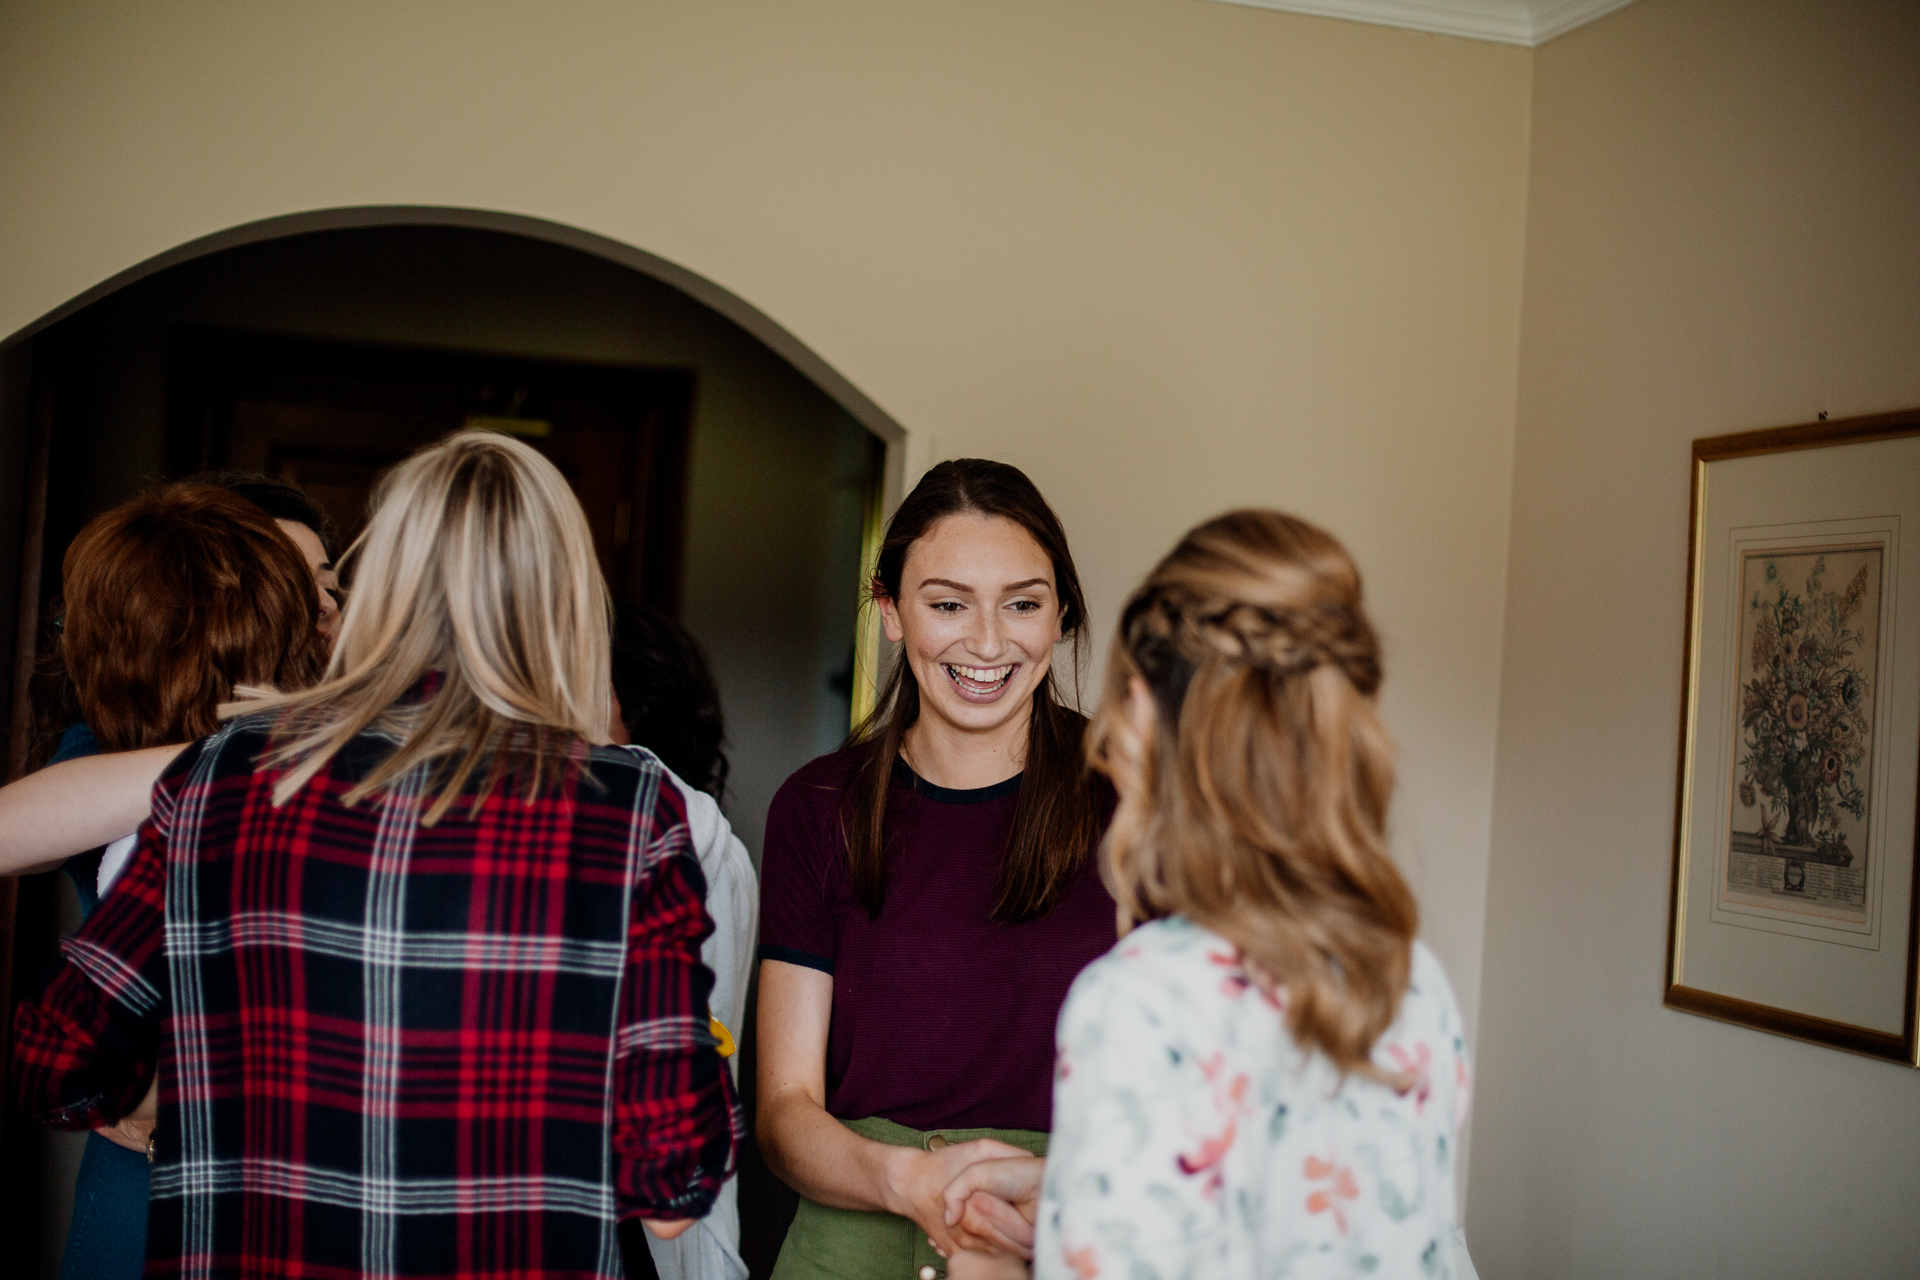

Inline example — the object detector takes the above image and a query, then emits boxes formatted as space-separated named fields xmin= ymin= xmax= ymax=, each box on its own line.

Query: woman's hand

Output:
xmin=939 ymin=1155 xmax=1045 ymax=1257
xmin=880 ymin=1138 xmax=1031 ymax=1258
xmin=95 ymin=1077 xmax=159 ymax=1156
xmin=642 ymin=1218 xmax=694 ymax=1241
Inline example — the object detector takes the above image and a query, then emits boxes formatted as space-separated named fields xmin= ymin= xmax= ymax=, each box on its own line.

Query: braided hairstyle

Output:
xmin=1088 ymin=509 xmax=1416 ymax=1078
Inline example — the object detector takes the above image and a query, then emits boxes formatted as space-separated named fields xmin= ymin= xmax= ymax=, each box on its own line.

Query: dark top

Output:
xmin=50 ymin=722 xmax=106 ymax=918
xmin=14 ymin=713 xmax=741 ymax=1280
xmin=757 ymin=749 xmax=1116 ymax=1132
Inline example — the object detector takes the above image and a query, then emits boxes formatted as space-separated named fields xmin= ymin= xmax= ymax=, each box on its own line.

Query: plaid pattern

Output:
xmin=14 ymin=716 xmax=740 ymax=1280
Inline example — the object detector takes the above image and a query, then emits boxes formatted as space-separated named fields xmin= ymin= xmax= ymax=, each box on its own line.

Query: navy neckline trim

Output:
xmin=892 ymin=757 xmax=1023 ymax=804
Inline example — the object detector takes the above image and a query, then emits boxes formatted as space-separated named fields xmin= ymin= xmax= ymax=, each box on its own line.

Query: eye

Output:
xmin=929 ymin=600 xmax=964 ymax=614
xmin=1008 ymin=600 xmax=1042 ymax=614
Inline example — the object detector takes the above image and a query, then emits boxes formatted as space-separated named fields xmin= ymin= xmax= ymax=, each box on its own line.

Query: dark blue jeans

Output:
xmin=58 ymin=1131 xmax=150 ymax=1280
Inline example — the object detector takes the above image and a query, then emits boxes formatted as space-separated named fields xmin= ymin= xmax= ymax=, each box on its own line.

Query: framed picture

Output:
xmin=1666 ymin=409 xmax=1920 ymax=1064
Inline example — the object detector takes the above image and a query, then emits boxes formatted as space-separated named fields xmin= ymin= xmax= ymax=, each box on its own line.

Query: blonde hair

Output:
xmin=234 ymin=430 xmax=612 ymax=824
xmin=1088 ymin=509 xmax=1416 ymax=1078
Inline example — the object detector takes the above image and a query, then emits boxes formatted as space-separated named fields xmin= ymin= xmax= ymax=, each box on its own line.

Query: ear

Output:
xmin=878 ymin=592 xmax=905 ymax=644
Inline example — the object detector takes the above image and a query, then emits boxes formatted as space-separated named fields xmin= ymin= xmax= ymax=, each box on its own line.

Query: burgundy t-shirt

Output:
xmin=758 ymin=749 xmax=1116 ymax=1133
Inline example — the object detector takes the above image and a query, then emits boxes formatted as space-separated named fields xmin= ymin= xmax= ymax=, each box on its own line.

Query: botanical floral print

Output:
xmin=1035 ymin=918 xmax=1470 ymax=1280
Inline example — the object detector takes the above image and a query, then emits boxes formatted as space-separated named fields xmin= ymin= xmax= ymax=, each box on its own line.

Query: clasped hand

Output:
xmin=920 ymin=1152 xmax=1046 ymax=1274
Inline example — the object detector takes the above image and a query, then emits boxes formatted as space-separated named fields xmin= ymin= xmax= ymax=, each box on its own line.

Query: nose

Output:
xmin=966 ymin=603 xmax=1009 ymax=661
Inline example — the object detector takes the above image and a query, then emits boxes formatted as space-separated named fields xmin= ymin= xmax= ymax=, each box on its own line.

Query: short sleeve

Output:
xmin=755 ymin=767 xmax=841 ymax=974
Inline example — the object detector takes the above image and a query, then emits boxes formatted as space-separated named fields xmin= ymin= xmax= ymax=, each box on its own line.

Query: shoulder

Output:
xmin=1058 ymin=916 xmax=1226 ymax=1034
xmin=618 ymin=745 xmax=756 ymax=894
xmin=774 ymin=746 xmax=864 ymax=803
xmin=1383 ymin=940 xmax=1470 ymax=1092
xmin=1050 ymin=918 xmax=1259 ymax=1116
xmin=586 ymin=742 xmax=688 ymax=821
xmin=172 ymin=714 xmax=279 ymax=780
xmin=766 ymin=746 xmax=869 ymax=840
xmin=1399 ymin=941 xmax=1466 ymax=1044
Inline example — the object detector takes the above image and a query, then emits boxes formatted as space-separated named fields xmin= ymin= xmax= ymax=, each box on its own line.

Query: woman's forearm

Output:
xmin=756 ymin=958 xmax=1029 ymax=1256
xmin=757 ymin=1077 xmax=1032 ymax=1261
xmin=755 ymin=956 xmax=918 ymax=1216
xmin=0 ymin=745 xmax=184 ymax=875
xmin=757 ymin=1085 xmax=913 ymax=1213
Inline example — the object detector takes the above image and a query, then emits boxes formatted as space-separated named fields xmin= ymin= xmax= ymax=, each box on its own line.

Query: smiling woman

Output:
xmin=753 ymin=460 xmax=1116 ymax=1280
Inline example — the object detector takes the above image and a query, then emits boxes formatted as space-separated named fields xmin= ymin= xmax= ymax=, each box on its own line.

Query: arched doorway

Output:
xmin=0 ymin=210 xmax=905 ymax=1278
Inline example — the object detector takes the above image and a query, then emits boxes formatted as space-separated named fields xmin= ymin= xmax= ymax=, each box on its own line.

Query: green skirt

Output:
xmin=769 ymin=1116 xmax=1048 ymax=1280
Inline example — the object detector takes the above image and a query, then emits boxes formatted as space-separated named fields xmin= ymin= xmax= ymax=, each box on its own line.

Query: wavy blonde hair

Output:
xmin=234 ymin=431 xmax=612 ymax=824
xmin=1088 ymin=509 xmax=1416 ymax=1077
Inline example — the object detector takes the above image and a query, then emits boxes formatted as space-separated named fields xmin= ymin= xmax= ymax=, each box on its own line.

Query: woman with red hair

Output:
xmin=20 ymin=482 xmax=328 ymax=1280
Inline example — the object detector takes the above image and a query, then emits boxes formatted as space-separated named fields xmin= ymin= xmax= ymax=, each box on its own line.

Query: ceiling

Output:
xmin=1204 ymin=0 xmax=1638 ymax=46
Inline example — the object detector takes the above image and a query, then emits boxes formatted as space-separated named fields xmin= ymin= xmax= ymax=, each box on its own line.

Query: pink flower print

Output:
xmin=1455 ymin=1054 xmax=1473 ymax=1131
xmin=1208 ymin=948 xmax=1253 ymax=1000
xmin=1063 ymin=1245 xmax=1101 ymax=1279
xmin=1304 ymin=1154 xmax=1361 ymax=1234
xmin=1176 ymin=1053 xmax=1251 ymax=1196
xmin=1177 ymin=1128 xmax=1234 ymax=1179
xmin=1387 ymin=1042 xmax=1432 ymax=1113
xmin=1196 ymin=1052 xmax=1252 ymax=1112
xmin=1208 ymin=948 xmax=1287 ymax=1011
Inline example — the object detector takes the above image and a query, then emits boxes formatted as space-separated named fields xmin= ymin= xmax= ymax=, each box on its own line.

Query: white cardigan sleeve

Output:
xmin=632 ymin=748 xmax=758 ymax=1280
xmin=635 ymin=751 xmax=758 ymax=1079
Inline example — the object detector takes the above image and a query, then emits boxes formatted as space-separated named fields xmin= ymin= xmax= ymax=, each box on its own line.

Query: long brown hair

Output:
xmin=1088 ymin=509 xmax=1416 ymax=1077
xmin=52 ymin=483 xmax=329 ymax=752
xmin=848 ymin=458 xmax=1100 ymax=921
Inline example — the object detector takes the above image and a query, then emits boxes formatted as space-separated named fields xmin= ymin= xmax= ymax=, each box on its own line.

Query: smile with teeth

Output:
xmin=944 ymin=662 xmax=1017 ymax=695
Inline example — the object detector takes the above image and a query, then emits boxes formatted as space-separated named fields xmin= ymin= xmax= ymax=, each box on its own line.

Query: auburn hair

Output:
xmin=1088 ymin=509 xmax=1417 ymax=1078
xmin=847 ymin=458 xmax=1100 ymax=921
xmin=54 ymin=483 xmax=329 ymax=752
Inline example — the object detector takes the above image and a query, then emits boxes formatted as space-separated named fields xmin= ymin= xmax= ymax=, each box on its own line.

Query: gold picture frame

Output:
xmin=1666 ymin=409 xmax=1920 ymax=1064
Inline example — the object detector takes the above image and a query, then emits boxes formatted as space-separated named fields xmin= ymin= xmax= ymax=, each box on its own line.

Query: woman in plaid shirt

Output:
xmin=14 ymin=431 xmax=741 ymax=1280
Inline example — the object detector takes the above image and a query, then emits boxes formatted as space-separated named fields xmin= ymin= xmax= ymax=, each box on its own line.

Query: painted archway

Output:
xmin=2 ymin=204 xmax=908 ymax=459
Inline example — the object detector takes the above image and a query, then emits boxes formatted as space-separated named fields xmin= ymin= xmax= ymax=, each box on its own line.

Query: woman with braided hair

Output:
xmin=938 ymin=510 xmax=1471 ymax=1279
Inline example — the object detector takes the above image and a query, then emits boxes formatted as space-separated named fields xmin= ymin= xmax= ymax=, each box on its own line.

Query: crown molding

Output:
xmin=1203 ymin=0 xmax=1637 ymax=46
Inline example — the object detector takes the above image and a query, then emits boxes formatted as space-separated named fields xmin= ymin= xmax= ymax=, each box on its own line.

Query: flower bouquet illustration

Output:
xmin=1730 ymin=551 xmax=1878 ymax=885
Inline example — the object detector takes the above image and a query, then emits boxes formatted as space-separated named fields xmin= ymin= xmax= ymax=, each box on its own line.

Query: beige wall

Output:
xmin=1469 ymin=1 xmax=1920 ymax=1276
xmin=0 ymin=0 xmax=1535 ymax=1043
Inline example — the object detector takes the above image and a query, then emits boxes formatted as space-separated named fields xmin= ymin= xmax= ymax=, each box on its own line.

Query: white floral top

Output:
xmin=1035 ymin=917 xmax=1470 ymax=1280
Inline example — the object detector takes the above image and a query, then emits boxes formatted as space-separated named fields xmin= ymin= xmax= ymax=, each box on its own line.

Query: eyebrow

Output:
xmin=917 ymin=577 xmax=1051 ymax=593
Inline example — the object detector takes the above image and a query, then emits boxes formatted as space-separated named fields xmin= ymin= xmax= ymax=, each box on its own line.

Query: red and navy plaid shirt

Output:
xmin=13 ymin=712 xmax=740 ymax=1280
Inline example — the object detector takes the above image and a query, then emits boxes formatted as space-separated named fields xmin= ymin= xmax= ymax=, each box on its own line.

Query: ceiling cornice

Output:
xmin=1204 ymin=0 xmax=1638 ymax=46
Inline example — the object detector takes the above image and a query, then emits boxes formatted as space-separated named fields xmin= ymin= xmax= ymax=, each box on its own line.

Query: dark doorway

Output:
xmin=1 ymin=220 xmax=890 ymax=1279
xmin=166 ymin=328 xmax=696 ymax=612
